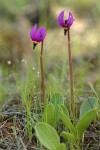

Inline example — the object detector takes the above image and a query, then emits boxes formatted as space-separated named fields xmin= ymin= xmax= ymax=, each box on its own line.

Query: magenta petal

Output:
xmin=67 ymin=12 xmax=74 ymax=27
xmin=35 ymin=27 xmax=46 ymax=42
xmin=30 ymin=24 xmax=37 ymax=41
xmin=58 ymin=10 xmax=66 ymax=27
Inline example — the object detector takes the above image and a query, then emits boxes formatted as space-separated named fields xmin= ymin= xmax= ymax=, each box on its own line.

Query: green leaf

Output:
xmin=56 ymin=143 xmax=66 ymax=150
xmin=80 ymin=97 xmax=98 ymax=118
xmin=50 ymin=92 xmax=64 ymax=106
xmin=59 ymin=111 xmax=76 ymax=135
xmin=50 ymin=92 xmax=64 ymax=123
xmin=58 ymin=104 xmax=69 ymax=118
xmin=42 ymin=103 xmax=56 ymax=127
xmin=61 ymin=131 xmax=75 ymax=142
xmin=77 ymin=109 xmax=96 ymax=139
xmin=35 ymin=122 xmax=60 ymax=150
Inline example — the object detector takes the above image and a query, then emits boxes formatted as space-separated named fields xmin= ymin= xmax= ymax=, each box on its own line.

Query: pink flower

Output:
xmin=30 ymin=24 xmax=46 ymax=49
xmin=58 ymin=11 xmax=75 ymax=35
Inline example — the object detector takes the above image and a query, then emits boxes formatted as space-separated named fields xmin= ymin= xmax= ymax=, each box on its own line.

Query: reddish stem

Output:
xmin=67 ymin=28 xmax=75 ymax=123
xmin=40 ymin=41 xmax=45 ymax=106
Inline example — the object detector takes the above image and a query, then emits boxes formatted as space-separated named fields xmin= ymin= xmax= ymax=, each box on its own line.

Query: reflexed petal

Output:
xmin=30 ymin=24 xmax=37 ymax=41
xmin=67 ymin=12 xmax=74 ymax=27
xmin=35 ymin=27 xmax=46 ymax=42
xmin=58 ymin=10 xmax=66 ymax=27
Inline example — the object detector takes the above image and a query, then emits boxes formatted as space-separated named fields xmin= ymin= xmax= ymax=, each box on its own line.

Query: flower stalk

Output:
xmin=30 ymin=24 xmax=46 ymax=107
xmin=67 ymin=28 xmax=75 ymax=123
xmin=40 ymin=41 xmax=45 ymax=106
xmin=58 ymin=10 xmax=75 ymax=123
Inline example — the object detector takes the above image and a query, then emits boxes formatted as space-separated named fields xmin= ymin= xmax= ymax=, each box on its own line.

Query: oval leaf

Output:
xmin=50 ymin=92 xmax=64 ymax=106
xmin=56 ymin=143 xmax=66 ymax=150
xmin=35 ymin=122 xmax=60 ymax=150
xmin=59 ymin=111 xmax=76 ymax=135
xmin=61 ymin=131 xmax=75 ymax=142
xmin=77 ymin=109 xmax=96 ymax=139
xmin=58 ymin=104 xmax=69 ymax=118
xmin=80 ymin=97 xmax=98 ymax=118
xmin=50 ymin=92 xmax=64 ymax=123
xmin=42 ymin=103 xmax=56 ymax=127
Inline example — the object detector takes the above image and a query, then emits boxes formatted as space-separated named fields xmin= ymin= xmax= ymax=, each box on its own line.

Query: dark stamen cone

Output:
xmin=64 ymin=29 xmax=68 ymax=35
xmin=64 ymin=19 xmax=68 ymax=35
xmin=33 ymin=43 xmax=37 ymax=49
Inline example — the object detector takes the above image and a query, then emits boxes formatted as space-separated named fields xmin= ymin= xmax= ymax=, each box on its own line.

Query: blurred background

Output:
xmin=0 ymin=0 xmax=100 ymax=107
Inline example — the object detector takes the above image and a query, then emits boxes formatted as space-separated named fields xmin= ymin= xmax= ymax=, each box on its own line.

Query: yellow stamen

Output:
xmin=33 ymin=41 xmax=39 ymax=44
xmin=63 ymin=27 xmax=68 ymax=30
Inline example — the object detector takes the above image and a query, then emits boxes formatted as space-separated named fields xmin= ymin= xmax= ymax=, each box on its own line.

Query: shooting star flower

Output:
xmin=30 ymin=24 xmax=46 ymax=49
xmin=58 ymin=11 xmax=74 ymax=35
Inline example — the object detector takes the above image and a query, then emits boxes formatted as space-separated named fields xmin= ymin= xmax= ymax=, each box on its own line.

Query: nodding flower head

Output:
xmin=58 ymin=11 xmax=74 ymax=35
xmin=30 ymin=24 xmax=46 ymax=49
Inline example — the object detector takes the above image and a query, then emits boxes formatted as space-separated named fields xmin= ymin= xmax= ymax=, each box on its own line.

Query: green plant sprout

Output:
xmin=35 ymin=93 xmax=98 ymax=150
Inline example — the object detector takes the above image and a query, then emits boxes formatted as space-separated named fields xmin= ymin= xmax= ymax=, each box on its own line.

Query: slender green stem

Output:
xmin=67 ymin=28 xmax=75 ymax=123
xmin=40 ymin=41 xmax=45 ymax=106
